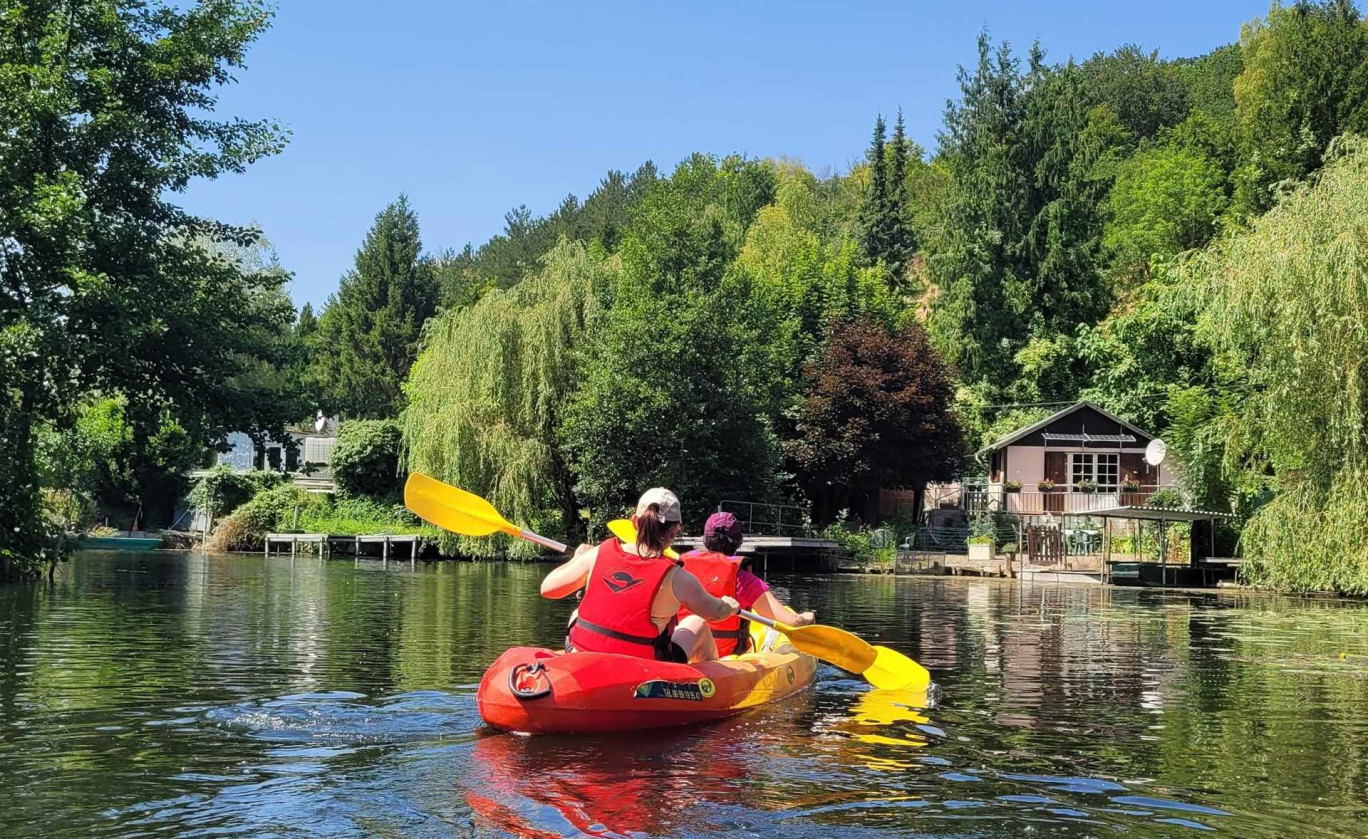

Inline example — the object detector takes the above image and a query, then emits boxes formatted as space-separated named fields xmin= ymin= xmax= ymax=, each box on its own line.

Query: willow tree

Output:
xmin=401 ymin=240 xmax=612 ymax=557
xmin=1191 ymin=136 xmax=1368 ymax=593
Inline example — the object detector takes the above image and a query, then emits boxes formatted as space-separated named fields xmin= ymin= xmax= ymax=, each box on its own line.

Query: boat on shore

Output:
xmin=77 ymin=535 xmax=163 ymax=552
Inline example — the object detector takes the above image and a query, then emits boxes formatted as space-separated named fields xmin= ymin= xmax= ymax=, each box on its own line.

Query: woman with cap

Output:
xmin=678 ymin=512 xmax=816 ymax=656
xmin=540 ymin=488 xmax=740 ymax=663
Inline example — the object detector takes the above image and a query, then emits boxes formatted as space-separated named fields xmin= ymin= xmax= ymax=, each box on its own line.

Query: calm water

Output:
xmin=2 ymin=553 xmax=1367 ymax=837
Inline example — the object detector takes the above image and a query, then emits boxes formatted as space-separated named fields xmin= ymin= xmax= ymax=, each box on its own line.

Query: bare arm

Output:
xmin=540 ymin=544 xmax=597 ymax=599
xmin=671 ymin=568 xmax=739 ymax=621
xmin=751 ymin=590 xmax=815 ymax=626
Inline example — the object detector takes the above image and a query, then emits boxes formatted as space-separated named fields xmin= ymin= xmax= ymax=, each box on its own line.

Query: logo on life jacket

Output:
xmin=603 ymin=570 xmax=643 ymax=593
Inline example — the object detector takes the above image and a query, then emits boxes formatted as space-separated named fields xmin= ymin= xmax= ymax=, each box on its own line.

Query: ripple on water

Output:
xmin=203 ymin=689 xmax=481 ymax=746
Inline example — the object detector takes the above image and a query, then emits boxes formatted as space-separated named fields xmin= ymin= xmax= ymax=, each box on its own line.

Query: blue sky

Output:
xmin=179 ymin=0 xmax=1268 ymax=308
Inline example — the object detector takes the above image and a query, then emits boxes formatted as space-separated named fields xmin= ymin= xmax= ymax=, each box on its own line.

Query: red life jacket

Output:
xmin=678 ymin=550 xmax=749 ymax=656
xmin=568 ymin=538 xmax=678 ymax=659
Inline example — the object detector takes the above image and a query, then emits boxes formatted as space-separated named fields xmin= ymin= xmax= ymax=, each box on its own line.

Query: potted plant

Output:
xmin=1078 ymin=480 xmax=1097 ymax=494
xmin=966 ymin=514 xmax=995 ymax=561
xmin=1037 ymin=479 xmax=1056 ymax=493
xmin=1003 ymin=480 xmax=1022 ymax=493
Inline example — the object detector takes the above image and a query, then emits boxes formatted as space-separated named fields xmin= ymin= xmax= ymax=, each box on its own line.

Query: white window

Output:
xmin=1069 ymin=453 xmax=1119 ymax=491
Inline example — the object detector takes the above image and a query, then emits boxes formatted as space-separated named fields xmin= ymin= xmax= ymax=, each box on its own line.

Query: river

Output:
xmin=1 ymin=551 xmax=1366 ymax=837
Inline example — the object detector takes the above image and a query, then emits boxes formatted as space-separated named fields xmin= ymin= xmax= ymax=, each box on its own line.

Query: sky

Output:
xmin=178 ymin=0 xmax=1268 ymax=309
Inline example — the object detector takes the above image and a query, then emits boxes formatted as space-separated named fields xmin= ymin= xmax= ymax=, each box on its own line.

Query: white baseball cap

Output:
xmin=635 ymin=487 xmax=682 ymax=523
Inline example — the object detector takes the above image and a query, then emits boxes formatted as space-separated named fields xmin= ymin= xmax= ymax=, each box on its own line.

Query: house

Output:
xmin=197 ymin=429 xmax=338 ymax=493
xmin=976 ymin=401 xmax=1168 ymax=515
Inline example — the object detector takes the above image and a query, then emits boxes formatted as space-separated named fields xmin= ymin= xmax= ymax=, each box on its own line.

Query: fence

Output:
xmin=715 ymin=500 xmax=811 ymax=537
xmin=963 ymin=487 xmax=1170 ymax=516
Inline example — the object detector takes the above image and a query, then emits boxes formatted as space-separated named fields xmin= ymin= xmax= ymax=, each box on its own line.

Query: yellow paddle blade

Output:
xmin=781 ymin=623 xmax=878 ymax=674
xmin=606 ymin=518 xmax=680 ymax=560
xmin=863 ymin=645 xmax=932 ymax=691
xmin=404 ymin=473 xmax=517 ymax=538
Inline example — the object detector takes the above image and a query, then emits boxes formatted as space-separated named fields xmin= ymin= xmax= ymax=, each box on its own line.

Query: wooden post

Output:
xmin=290 ymin=536 xmax=296 ymax=559
xmin=383 ymin=536 xmax=390 ymax=565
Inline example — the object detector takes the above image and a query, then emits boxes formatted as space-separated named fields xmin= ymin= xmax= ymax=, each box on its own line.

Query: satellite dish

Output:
xmin=1145 ymin=438 xmax=1168 ymax=467
xmin=314 ymin=411 xmax=327 ymax=433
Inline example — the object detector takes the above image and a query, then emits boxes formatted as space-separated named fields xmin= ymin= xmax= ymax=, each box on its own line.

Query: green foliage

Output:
xmin=299 ymin=497 xmax=427 ymax=537
xmin=311 ymin=196 xmax=439 ymax=418
xmin=1147 ymin=487 xmax=1185 ymax=509
xmin=857 ymin=114 xmax=916 ymax=286
xmin=331 ymin=420 xmax=403 ymax=499
xmin=206 ymin=485 xmax=319 ymax=552
xmin=560 ymin=156 xmax=787 ymax=527
xmin=930 ymin=37 xmax=1116 ymax=391
xmin=0 ymin=0 xmax=290 ymax=571
xmin=403 ymin=240 xmax=611 ymax=557
xmin=1186 ymin=137 xmax=1368 ymax=592
xmin=187 ymin=465 xmax=287 ymax=520
xmin=1233 ymin=0 xmax=1368 ymax=214
xmin=1105 ymin=141 xmax=1230 ymax=281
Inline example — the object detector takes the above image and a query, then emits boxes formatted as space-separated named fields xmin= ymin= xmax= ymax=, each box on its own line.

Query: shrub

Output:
xmin=188 ymin=464 xmax=288 ymax=518
xmin=1147 ymin=487 xmax=1185 ymax=509
xmin=206 ymin=485 xmax=321 ymax=552
xmin=300 ymin=496 xmax=425 ymax=536
xmin=331 ymin=420 xmax=403 ymax=499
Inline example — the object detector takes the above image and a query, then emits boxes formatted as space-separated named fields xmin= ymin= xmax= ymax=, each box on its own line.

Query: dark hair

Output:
xmin=633 ymin=505 xmax=679 ymax=557
xmin=703 ymin=529 xmax=742 ymax=556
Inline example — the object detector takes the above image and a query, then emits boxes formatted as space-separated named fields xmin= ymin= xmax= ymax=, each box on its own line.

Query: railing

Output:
xmin=963 ymin=487 xmax=1172 ymax=516
xmin=715 ymin=500 xmax=812 ymax=537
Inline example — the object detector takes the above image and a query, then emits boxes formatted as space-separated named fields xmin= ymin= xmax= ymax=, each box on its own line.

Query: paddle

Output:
xmin=608 ymin=517 xmax=930 ymax=690
xmin=403 ymin=473 xmax=569 ymax=553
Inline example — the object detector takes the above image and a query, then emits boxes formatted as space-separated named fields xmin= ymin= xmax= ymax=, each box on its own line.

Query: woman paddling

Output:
xmin=540 ymin=488 xmax=739 ymax=663
xmin=678 ymin=512 xmax=816 ymax=657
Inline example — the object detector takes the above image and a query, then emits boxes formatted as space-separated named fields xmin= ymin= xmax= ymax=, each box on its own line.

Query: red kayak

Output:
xmin=477 ymin=634 xmax=817 ymax=734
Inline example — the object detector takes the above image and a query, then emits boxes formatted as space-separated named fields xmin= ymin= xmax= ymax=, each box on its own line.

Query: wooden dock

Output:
xmin=264 ymin=533 xmax=422 ymax=564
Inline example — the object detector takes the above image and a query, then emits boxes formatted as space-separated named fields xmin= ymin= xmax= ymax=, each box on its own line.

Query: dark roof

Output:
xmin=979 ymin=401 xmax=1154 ymax=455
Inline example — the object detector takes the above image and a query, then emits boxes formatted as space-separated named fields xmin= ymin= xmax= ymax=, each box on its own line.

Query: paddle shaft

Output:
xmin=519 ymin=529 xmax=569 ymax=554
xmin=739 ymin=609 xmax=790 ymax=632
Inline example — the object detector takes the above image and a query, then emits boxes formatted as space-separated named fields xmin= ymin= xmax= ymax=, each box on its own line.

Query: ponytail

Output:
xmin=633 ymin=504 xmax=679 ymax=557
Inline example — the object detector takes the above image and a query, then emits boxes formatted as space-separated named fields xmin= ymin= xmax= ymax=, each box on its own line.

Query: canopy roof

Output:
xmin=1083 ymin=505 xmax=1234 ymax=522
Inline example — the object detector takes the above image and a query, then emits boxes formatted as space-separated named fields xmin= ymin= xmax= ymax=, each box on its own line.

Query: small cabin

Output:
xmin=978 ymin=402 xmax=1167 ymax=515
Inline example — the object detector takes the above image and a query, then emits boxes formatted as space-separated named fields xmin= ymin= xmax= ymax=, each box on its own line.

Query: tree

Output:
xmin=1232 ymin=0 xmax=1368 ymax=213
xmin=0 ymin=0 xmax=289 ymax=574
xmin=403 ymin=240 xmax=611 ymax=556
xmin=1190 ymin=137 xmax=1368 ymax=593
xmin=857 ymin=115 xmax=914 ymax=286
xmin=331 ymin=420 xmax=403 ymax=499
xmin=1105 ymin=141 xmax=1230 ymax=281
xmin=560 ymin=156 xmax=785 ymax=525
xmin=787 ymin=318 xmax=964 ymax=525
xmin=311 ymin=196 xmax=439 ymax=418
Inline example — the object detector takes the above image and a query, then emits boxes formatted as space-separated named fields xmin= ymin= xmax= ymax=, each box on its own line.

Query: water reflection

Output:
xmin=0 ymin=553 xmax=1366 ymax=836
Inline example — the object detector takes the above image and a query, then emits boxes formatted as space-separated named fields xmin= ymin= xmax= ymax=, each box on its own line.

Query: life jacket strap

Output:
xmin=570 ymin=616 xmax=661 ymax=648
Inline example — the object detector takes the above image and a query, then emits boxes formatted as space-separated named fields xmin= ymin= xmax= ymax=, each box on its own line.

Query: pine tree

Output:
xmin=888 ymin=110 xmax=918 ymax=279
xmin=858 ymin=114 xmax=915 ymax=288
xmin=311 ymin=196 xmax=439 ymax=418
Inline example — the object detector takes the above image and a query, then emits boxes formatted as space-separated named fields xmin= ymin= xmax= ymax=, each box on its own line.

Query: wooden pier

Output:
xmin=264 ymin=533 xmax=422 ymax=564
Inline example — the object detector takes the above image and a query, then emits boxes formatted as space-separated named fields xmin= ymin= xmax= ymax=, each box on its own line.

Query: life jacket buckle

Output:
xmin=508 ymin=661 xmax=552 ymax=700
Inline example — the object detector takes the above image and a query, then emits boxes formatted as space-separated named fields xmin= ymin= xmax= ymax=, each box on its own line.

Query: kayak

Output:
xmin=477 ymin=628 xmax=817 ymax=734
